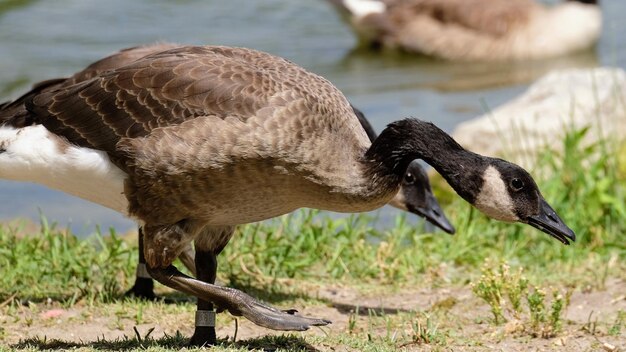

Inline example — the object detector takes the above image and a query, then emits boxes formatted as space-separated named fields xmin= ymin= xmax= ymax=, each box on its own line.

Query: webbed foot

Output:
xmin=221 ymin=290 xmax=331 ymax=330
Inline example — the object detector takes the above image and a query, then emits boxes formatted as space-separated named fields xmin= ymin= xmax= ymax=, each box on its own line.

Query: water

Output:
xmin=0 ymin=0 xmax=625 ymax=235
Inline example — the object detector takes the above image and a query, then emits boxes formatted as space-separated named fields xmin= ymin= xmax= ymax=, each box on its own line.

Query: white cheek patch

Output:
xmin=387 ymin=186 xmax=408 ymax=212
xmin=0 ymin=125 xmax=130 ymax=215
xmin=474 ymin=166 xmax=519 ymax=222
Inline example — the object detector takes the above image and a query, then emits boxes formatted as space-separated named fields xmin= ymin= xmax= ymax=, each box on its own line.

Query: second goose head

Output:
xmin=388 ymin=160 xmax=455 ymax=234
xmin=352 ymin=106 xmax=454 ymax=234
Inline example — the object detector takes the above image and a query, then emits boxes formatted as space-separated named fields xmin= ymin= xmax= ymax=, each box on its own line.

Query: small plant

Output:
xmin=347 ymin=308 xmax=358 ymax=334
xmin=407 ymin=313 xmax=445 ymax=346
xmin=471 ymin=260 xmax=527 ymax=324
xmin=527 ymin=287 xmax=546 ymax=333
xmin=548 ymin=290 xmax=570 ymax=335
xmin=608 ymin=310 xmax=625 ymax=336
xmin=472 ymin=260 xmax=571 ymax=338
xmin=504 ymin=267 xmax=528 ymax=317
xmin=471 ymin=272 xmax=504 ymax=324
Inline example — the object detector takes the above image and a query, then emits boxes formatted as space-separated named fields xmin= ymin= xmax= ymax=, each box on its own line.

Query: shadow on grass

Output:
xmin=13 ymin=332 xmax=319 ymax=351
xmin=9 ymin=278 xmax=318 ymax=315
xmin=11 ymin=290 xmax=195 ymax=307
xmin=331 ymin=302 xmax=414 ymax=316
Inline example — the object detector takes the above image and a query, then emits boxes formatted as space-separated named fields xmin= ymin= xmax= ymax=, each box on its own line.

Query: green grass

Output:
xmin=0 ymin=223 xmax=136 ymax=305
xmin=0 ymin=126 xmax=624 ymax=350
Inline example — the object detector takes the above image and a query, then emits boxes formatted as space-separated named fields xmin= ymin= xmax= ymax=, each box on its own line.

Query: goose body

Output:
xmin=1 ymin=45 xmax=575 ymax=344
xmin=2 ymin=44 xmax=456 ymax=315
xmin=2 ymin=43 xmax=454 ymax=231
xmin=329 ymin=0 xmax=602 ymax=61
xmin=2 ymin=46 xmax=385 ymax=227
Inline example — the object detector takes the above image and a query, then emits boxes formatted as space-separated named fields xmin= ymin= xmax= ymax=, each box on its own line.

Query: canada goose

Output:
xmin=0 ymin=46 xmax=574 ymax=346
xmin=73 ymin=46 xmax=456 ymax=233
xmin=8 ymin=44 xmax=455 ymax=304
xmin=328 ymin=0 xmax=601 ymax=61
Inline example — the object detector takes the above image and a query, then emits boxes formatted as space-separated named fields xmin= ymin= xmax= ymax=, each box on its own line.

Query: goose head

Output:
xmin=471 ymin=161 xmax=575 ymax=245
xmin=388 ymin=160 xmax=455 ymax=234
xmin=366 ymin=118 xmax=575 ymax=245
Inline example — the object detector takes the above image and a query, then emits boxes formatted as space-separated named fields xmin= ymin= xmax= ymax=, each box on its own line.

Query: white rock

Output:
xmin=453 ymin=68 xmax=626 ymax=168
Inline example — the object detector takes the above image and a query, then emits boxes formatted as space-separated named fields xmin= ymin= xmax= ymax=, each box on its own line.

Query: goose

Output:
xmin=9 ymin=44 xmax=455 ymax=303
xmin=0 ymin=45 xmax=574 ymax=346
xmin=327 ymin=0 xmax=601 ymax=61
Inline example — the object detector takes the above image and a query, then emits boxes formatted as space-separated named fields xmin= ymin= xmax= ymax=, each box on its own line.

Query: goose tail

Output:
xmin=0 ymin=78 xmax=65 ymax=127
xmin=0 ymin=99 xmax=29 ymax=127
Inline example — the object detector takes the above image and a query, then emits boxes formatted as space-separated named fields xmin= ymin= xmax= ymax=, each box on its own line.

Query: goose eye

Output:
xmin=511 ymin=178 xmax=524 ymax=191
xmin=404 ymin=172 xmax=415 ymax=184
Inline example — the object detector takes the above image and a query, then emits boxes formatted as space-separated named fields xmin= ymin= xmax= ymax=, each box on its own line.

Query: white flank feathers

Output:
xmin=0 ymin=125 xmax=129 ymax=215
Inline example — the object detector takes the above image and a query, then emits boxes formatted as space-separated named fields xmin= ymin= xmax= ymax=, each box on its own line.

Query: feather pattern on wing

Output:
xmin=20 ymin=46 xmax=357 ymax=165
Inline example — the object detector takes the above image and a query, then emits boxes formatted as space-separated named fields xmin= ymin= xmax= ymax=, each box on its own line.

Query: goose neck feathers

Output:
xmin=365 ymin=118 xmax=486 ymax=203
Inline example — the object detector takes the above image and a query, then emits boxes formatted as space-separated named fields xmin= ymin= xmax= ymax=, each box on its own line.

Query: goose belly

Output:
xmin=0 ymin=125 xmax=129 ymax=215
xmin=128 ymin=162 xmax=310 ymax=226
xmin=194 ymin=182 xmax=303 ymax=225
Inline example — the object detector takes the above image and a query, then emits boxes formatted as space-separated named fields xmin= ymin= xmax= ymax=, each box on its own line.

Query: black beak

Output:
xmin=526 ymin=198 xmax=576 ymax=245
xmin=408 ymin=193 xmax=456 ymax=235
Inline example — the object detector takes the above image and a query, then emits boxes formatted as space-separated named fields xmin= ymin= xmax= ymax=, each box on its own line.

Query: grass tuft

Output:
xmin=471 ymin=260 xmax=573 ymax=338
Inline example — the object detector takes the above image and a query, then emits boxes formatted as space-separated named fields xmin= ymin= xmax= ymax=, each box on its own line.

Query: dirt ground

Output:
xmin=1 ymin=278 xmax=624 ymax=351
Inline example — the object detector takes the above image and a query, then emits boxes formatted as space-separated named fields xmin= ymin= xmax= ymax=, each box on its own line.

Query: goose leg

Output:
xmin=143 ymin=222 xmax=330 ymax=331
xmin=188 ymin=225 xmax=233 ymax=346
xmin=147 ymin=265 xmax=331 ymax=331
xmin=188 ymin=226 xmax=234 ymax=345
xmin=125 ymin=228 xmax=156 ymax=300
xmin=189 ymin=250 xmax=218 ymax=346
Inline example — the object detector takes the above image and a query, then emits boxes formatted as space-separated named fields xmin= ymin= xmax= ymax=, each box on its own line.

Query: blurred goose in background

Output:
xmin=0 ymin=45 xmax=574 ymax=346
xmin=328 ymin=0 xmax=601 ymax=61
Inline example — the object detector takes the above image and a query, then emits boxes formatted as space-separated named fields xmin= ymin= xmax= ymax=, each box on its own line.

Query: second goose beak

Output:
xmin=408 ymin=193 xmax=456 ymax=235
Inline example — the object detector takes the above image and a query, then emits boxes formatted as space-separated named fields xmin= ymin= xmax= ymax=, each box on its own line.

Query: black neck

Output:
xmin=364 ymin=119 xmax=487 ymax=203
